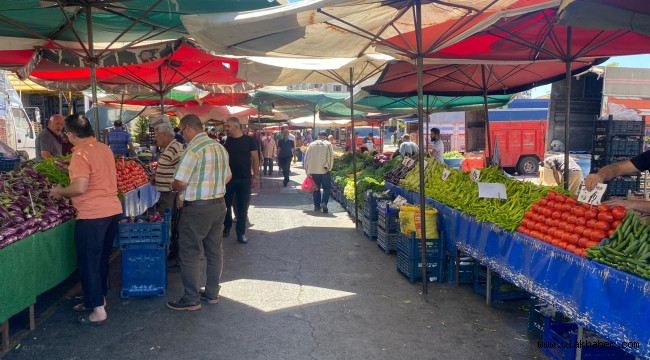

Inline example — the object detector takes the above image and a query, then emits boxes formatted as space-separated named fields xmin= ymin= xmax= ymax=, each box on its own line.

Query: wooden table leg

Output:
xmin=29 ymin=304 xmax=35 ymax=331
xmin=1 ymin=321 xmax=9 ymax=352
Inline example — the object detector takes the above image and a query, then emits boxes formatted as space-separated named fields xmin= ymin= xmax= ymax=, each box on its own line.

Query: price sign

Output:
xmin=478 ymin=182 xmax=508 ymax=199
xmin=422 ymin=160 xmax=429 ymax=170
xmin=441 ymin=169 xmax=451 ymax=181
xmin=401 ymin=157 xmax=410 ymax=166
xmin=577 ymin=183 xmax=607 ymax=205
xmin=470 ymin=169 xmax=481 ymax=182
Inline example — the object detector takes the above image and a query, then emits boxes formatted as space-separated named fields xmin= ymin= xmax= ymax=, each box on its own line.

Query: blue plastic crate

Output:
xmin=473 ymin=264 xmax=529 ymax=302
xmin=362 ymin=216 xmax=378 ymax=239
xmin=376 ymin=226 xmax=397 ymax=254
xmin=0 ymin=157 xmax=20 ymax=172
xmin=116 ymin=211 xmax=170 ymax=245
xmin=542 ymin=317 xmax=635 ymax=360
xmin=396 ymin=232 xmax=444 ymax=260
xmin=446 ymin=256 xmax=475 ymax=285
xmin=120 ymin=243 xmax=167 ymax=298
xmin=528 ymin=296 xmax=572 ymax=339
xmin=396 ymin=251 xmax=444 ymax=284
xmin=377 ymin=205 xmax=399 ymax=233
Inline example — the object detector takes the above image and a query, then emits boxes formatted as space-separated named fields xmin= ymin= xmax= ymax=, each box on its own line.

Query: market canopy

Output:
xmin=349 ymin=90 xmax=513 ymax=115
xmin=557 ymin=0 xmax=650 ymax=36
xmin=249 ymin=89 xmax=362 ymax=119
xmin=181 ymin=0 xmax=558 ymax=59
xmin=365 ymin=59 xmax=604 ymax=97
xmin=174 ymin=105 xmax=258 ymax=124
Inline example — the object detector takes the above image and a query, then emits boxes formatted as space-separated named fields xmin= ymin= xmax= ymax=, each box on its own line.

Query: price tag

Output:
xmin=577 ymin=183 xmax=607 ymax=205
xmin=441 ymin=169 xmax=451 ymax=181
xmin=478 ymin=182 xmax=507 ymax=199
xmin=392 ymin=195 xmax=408 ymax=207
xmin=422 ymin=160 xmax=429 ymax=170
xmin=401 ymin=157 xmax=410 ymax=166
xmin=470 ymin=169 xmax=481 ymax=182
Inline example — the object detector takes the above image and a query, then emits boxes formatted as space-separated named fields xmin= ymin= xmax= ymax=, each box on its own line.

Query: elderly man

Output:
xmin=399 ymin=134 xmax=418 ymax=156
xmin=151 ymin=123 xmax=184 ymax=265
xmin=262 ymin=132 xmax=276 ymax=176
xmin=168 ymin=114 xmax=231 ymax=311
xmin=106 ymin=120 xmax=136 ymax=156
xmin=35 ymin=114 xmax=65 ymax=161
xmin=49 ymin=114 xmax=122 ymax=325
xmin=222 ymin=117 xmax=260 ymax=244
xmin=304 ymin=131 xmax=334 ymax=213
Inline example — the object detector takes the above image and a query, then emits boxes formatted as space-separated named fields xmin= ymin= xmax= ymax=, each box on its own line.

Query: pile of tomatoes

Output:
xmin=115 ymin=159 xmax=149 ymax=193
xmin=517 ymin=191 xmax=627 ymax=257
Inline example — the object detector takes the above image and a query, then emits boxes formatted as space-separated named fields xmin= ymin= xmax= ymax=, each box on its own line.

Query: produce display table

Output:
xmin=0 ymin=221 xmax=76 ymax=350
xmin=121 ymin=183 xmax=160 ymax=217
xmin=384 ymin=182 xmax=650 ymax=358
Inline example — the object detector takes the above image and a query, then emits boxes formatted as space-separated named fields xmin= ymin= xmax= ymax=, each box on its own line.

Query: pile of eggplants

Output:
xmin=0 ymin=167 xmax=76 ymax=249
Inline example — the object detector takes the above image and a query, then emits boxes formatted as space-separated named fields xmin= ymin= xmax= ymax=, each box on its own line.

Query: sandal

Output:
xmin=77 ymin=314 xmax=106 ymax=326
xmin=72 ymin=303 xmax=92 ymax=312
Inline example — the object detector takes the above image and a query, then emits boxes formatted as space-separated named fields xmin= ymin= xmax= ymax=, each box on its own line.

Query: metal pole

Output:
xmin=258 ymin=109 xmax=263 ymax=188
xmin=313 ymin=111 xmax=317 ymax=140
xmin=564 ymin=27 xmax=573 ymax=190
xmin=350 ymin=68 xmax=359 ymax=228
xmin=426 ymin=94 xmax=430 ymax=153
xmin=119 ymin=93 xmax=124 ymax=122
xmin=158 ymin=67 xmax=165 ymax=115
xmin=415 ymin=0 xmax=428 ymax=295
xmin=482 ymin=65 xmax=492 ymax=165
xmin=86 ymin=6 xmax=100 ymax=139
xmin=58 ymin=91 xmax=63 ymax=114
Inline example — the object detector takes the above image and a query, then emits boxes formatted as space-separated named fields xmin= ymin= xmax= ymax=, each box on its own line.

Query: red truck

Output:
xmin=464 ymin=99 xmax=548 ymax=175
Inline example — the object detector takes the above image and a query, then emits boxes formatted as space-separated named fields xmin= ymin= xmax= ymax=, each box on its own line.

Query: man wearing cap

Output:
xmin=304 ymin=131 xmax=334 ymax=213
xmin=106 ymin=120 xmax=135 ymax=156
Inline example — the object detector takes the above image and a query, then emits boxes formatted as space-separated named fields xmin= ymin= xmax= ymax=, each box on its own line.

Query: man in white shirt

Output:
xmin=429 ymin=128 xmax=445 ymax=163
xmin=304 ymin=131 xmax=334 ymax=213
xmin=399 ymin=134 xmax=418 ymax=156
xmin=262 ymin=133 xmax=276 ymax=175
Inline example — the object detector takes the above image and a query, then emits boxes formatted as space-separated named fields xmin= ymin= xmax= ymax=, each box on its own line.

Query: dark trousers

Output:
xmin=178 ymin=200 xmax=226 ymax=301
xmin=311 ymin=172 xmax=332 ymax=208
xmin=263 ymin=157 xmax=274 ymax=174
xmin=156 ymin=191 xmax=181 ymax=258
xmin=75 ymin=214 xmax=120 ymax=308
xmin=279 ymin=156 xmax=292 ymax=185
xmin=224 ymin=178 xmax=252 ymax=236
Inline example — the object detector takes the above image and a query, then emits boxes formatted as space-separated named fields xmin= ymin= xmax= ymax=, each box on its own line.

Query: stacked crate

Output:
xmin=591 ymin=116 xmax=644 ymax=200
xmin=445 ymin=254 xmax=475 ymax=285
xmin=361 ymin=190 xmax=379 ymax=240
xmin=116 ymin=211 xmax=170 ymax=298
xmin=396 ymin=232 xmax=445 ymax=284
xmin=376 ymin=201 xmax=399 ymax=254
xmin=473 ymin=264 xmax=529 ymax=302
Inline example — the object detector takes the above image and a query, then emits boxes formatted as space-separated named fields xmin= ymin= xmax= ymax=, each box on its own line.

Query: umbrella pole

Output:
xmin=563 ymin=27 xmax=572 ymax=191
xmin=482 ymin=65 xmax=492 ymax=166
xmin=415 ymin=0 xmax=428 ymax=296
xmin=258 ymin=110 xmax=263 ymax=188
xmin=426 ymin=95 xmax=430 ymax=153
xmin=86 ymin=6 xmax=100 ymax=140
xmin=158 ymin=67 xmax=165 ymax=115
xmin=119 ymin=93 xmax=124 ymax=122
xmin=313 ymin=111 xmax=317 ymax=140
xmin=58 ymin=91 xmax=63 ymax=115
xmin=350 ymin=68 xmax=359 ymax=228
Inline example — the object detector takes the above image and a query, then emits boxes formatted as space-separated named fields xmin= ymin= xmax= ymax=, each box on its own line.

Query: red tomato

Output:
xmin=597 ymin=211 xmax=614 ymax=223
xmin=561 ymin=203 xmax=573 ymax=212
xmin=561 ymin=212 xmax=571 ymax=221
xmin=564 ymin=224 xmax=576 ymax=234
xmin=552 ymin=210 xmax=562 ymax=219
xmin=517 ymin=226 xmax=527 ymax=233
xmin=544 ymin=235 xmax=554 ymax=243
xmin=597 ymin=204 xmax=610 ymax=212
xmin=554 ymin=202 xmax=565 ymax=211
xmin=611 ymin=220 xmax=622 ymax=230
xmin=611 ymin=206 xmax=626 ymax=220
xmin=539 ymin=198 xmax=548 ymax=206
xmin=547 ymin=191 xmax=557 ymax=200
xmin=545 ymin=217 xmax=555 ymax=226
xmin=555 ymin=194 xmax=566 ymax=203
xmin=551 ymin=219 xmax=561 ymax=228
xmin=583 ymin=228 xmax=593 ymax=238
xmin=558 ymin=241 xmax=569 ymax=249
xmin=590 ymin=229 xmax=607 ymax=242
xmin=554 ymin=229 xmax=565 ymax=238
xmin=576 ymin=217 xmax=587 ymax=226
xmin=586 ymin=219 xmax=597 ymax=229
xmin=535 ymin=222 xmax=546 ymax=233
xmin=547 ymin=200 xmax=557 ymax=209
xmin=568 ymin=233 xmax=580 ymax=246
xmin=566 ymin=244 xmax=577 ymax=252
xmin=527 ymin=220 xmax=537 ymax=230
xmin=586 ymin=240 xmax=601 ymax=248
xmin=558 ymin=221 xmax=568 ymax=230
xmin=585 ymin=209 xmax=598 ymax=220
xmin=544 ymin=208 xmax=554 ymax=218
xmin=594 ymin=220 xmax=610 ymax=232
xmin=607 ymin=229 xmax=615 ymax=237
xmin=574 ymin=225 xmax=587 ymax=236
xmin=551 ymin=239 xmax=560 ymax=246
xmin=548 ymin=227 xmax=559 ymax=236
xmin=562 ymin=232 xmax=573 ymax=243
xmin=581 ymin=203 xmax=591 ymax=210
xmin=578 ymin=237 xmax=591 ymax=248
xmin=573 ymin=207 xmax=585 ymax=218
xmin=566 ymin=197 xmax=579 ymax=206
xmin=525 ymin=210 xmax=535 ymax=219
xmin=531 ymin=204 xmax=540 ymax=213
xmin=566 ymin=215 xmax=577 ymax=224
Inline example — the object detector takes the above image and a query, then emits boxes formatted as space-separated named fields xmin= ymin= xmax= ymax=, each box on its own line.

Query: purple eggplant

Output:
xmin=0 ymin=227 xmax=18 ymax=238
xmin=11 ymin=215 xmax=25 ymax=224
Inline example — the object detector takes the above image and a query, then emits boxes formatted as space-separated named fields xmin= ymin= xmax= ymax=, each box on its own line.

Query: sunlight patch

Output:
xmin=219 ymin=279 xmax=356 ymax=312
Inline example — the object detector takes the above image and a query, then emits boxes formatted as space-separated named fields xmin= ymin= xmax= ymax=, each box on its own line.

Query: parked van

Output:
xmin=0 ymin=71 xmax=37 ymax=159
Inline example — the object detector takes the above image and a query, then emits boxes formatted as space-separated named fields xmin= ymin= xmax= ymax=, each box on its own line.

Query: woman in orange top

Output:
xmin=50 ymin=114 xmax=123 ymax=326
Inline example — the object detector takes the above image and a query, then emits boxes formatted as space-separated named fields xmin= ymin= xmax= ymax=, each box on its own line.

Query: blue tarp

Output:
xmin=121 ymin=183 xmax=159 ymax=217
xmin=384 ymin=182 xmax=650 ymax=359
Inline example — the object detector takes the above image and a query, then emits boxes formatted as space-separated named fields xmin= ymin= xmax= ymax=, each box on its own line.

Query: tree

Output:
xmin=607 ymin=62 xmax=619 ymax=68
xmin=131 ymin=116 xmax=151 ymax=146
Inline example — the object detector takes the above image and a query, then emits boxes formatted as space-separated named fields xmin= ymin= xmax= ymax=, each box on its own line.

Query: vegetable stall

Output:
xmin=331 ymin=152 xmax=650 ymax=359
xmin=0 ymin=156 xmax=160 ymax=350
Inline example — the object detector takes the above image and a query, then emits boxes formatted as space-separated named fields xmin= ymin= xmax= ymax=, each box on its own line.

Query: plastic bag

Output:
xmin=301 ymin=176 xmax=318 ymax=193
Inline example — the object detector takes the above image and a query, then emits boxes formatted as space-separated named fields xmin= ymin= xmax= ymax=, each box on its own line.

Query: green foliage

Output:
xmin=132 ymin=116 xmax=150 ymax=145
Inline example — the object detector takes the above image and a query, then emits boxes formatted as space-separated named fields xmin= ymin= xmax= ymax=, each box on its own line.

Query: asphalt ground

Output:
xmin=2 ymin=162 xmax=546 ymax=360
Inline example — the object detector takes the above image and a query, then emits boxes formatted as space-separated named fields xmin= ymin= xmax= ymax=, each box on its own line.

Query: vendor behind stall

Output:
xmin=541 ymin=153 xmax=583 ymax=195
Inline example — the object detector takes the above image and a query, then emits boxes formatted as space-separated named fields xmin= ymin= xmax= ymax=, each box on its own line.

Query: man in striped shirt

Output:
xmin=152 ymin=123 xmax=184 ymax=266
xmin=168 ymin=114 xmax=231 ymax=311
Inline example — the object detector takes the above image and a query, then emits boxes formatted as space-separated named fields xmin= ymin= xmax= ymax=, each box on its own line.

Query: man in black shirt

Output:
xmin=585 ymin=150 xmax=650 ymax=212
xmin=222 ymin=118 xmax=260 ymax=244
xmin=277 ymin=129 xmax=295 ymax=187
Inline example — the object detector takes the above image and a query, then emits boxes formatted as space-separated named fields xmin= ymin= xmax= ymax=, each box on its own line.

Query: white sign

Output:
xmin=577 ymin=183 xmax=607 ymax=205
xmin=470 ymin=169 xmax=481 ymax=182
xmin=402 ymin=157 xmax=410 ymax=166
xmin=441 ymin=169 xmax=451 ymax=181
xmin=392 ymin=195 xmax=409 ymax=207
xmin=422 ymin=160 xmax=429 ymax=170
xmin=478 ymin=182 xmax=508 ymax=199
